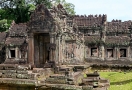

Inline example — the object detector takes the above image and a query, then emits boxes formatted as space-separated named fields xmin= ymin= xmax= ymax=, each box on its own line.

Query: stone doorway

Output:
xmin=34 ymin=33 xmax=50 ymax=68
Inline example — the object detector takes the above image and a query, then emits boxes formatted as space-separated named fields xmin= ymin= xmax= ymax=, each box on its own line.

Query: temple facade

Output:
xmin=0 ymin=4 xmax=132 ymax=67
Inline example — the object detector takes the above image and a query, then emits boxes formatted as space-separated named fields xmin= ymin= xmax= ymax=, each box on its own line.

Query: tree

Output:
xmin=53 ymin=0 xmax=75 ymax=15
xmin=0 ymin=19 xmax=8 ymax=32
xmin=31 ymin=0 xmax=52 ymax=8
xmin=0 ymin=0 xmax=75 ymax=32
xmin=0 ymin=0 xmax=36 ymax=31
xmin=0 ymin=0 xmax=36 ymax=23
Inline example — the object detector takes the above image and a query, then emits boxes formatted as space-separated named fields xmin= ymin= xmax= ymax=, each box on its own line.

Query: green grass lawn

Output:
xmin=99 ymin=72 xmax=132 ymax=90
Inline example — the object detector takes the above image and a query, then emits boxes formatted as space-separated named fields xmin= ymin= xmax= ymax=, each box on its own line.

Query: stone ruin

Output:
xmin=4 ymin=3 xmax=132 ymax=89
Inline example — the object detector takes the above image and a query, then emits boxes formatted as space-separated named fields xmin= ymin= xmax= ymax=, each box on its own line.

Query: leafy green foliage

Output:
xmin=0 ymin=0 xmax=36 ymax=31
xmin=0 ymin=19 xmax=9 ymax=32
xmin=33 ymin=0 xmax=52 ymax=8
xmin=0 ymin=0 xmax=75 ymax=32
xmin=53 ymin=0 xmax=75 ymax=15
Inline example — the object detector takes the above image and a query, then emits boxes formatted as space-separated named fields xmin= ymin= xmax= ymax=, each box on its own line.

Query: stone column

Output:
xmin=99 ymin=45 xmax=105 ymax=60
xmin=28 ymin=33 xmax=34 ymax=66
xmin=99 ymin=28 xmax=106 ymax=60
xmin=127 ymin=46 xmax=130 ymax=58
xmin=49 ymin=33 xmax=54 ymax=61
xmin=116 ymin=47 xmax=120 ymax=59
xmin=6 ymin=47 xmax=9 ymax=59
xmin=55 ymin=37 xmax=59 ymax=65
xmin=15 ymin=46 xmax=19 ymax=60
xmin=114 ymin=47 xmax=117 ymax=59
xmin=58 ymin=35 xmax=61 ymax=65
xmin=99 ymin=20 xmax=107 ymax=60
xmin=99 ymin=15 xmax=107 ymax=60
xmin=49 ymin=33 xmax=56 ymax=61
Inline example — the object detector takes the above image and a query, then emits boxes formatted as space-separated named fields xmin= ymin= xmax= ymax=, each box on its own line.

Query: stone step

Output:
xmin=2 ymin=73 xmax=16 ymax=78
xmin=59 ymin=67 xmax=71 ymax=72
xmin=16 ymin=65 xmax=30 ymax=70
xmin=67 ymin=81 xmax=74 ymax=85
xmin=83 ymin=78 xmax=99 ymax=82
xmin=0 ymin=64 xmax=31 ymax=70
xmin=46 ymin=78 xmax=67 ymax=84
xmin=73 ymin=65 xmax=87 ymax=71
xmin=32 ymin=68 xmax=44 ymax=73
xmin=86 ymin=73 xmax=100 ymax=77
xmin=0 ymin=70 xmax=16 ymax=73
xmin=82 ymin=86 xmax=93 ymax=90
xmin=68 ymin=72 xmax=83 ymax=85
xmin=99 ymin=79 xmax=110 ymax=87
xmin=16 ymin=74 xmax=31 ymax=79
xmin=85 ymin=76 xmax=100 ymax=81
xmin=16 ymin=70 xmax=28 ymax=74
xmin=93 ymin=87 xmax=108 ymax=90
xmin=44 ymin=61 xmax=55 ymax=68
xmin=49 ymin=74 xmax=66 ymax=79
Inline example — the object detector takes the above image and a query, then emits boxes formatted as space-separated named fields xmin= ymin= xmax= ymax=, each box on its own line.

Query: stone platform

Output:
xmin=0 ymin=64 xmax=109 ymax=90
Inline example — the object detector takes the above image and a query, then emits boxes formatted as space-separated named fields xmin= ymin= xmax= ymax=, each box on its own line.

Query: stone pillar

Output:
xmin=55 ymin=37 xmax=59 ymax=65
xmin=127 ymin=46 xmax=130 ymax=58
xmin=58 ymin=35 xmax=61 ymax=65
xmin=6 ymin=47 xmax=9 ymax=59
xmin=99 ymin=45 xmax=105 ymax=60
xmin=28 ymin=33 xmax=34 ymax=65
xmin=15 ymin=46 xmax=19 ymax=60
xmin=99 ymin=15 xmax=107 ymax=60
xmin=49 ymin=33 xmax=55 ymax=61
xmin=116 ymin=47 xmax=120 ymax=59
xmin=99 ymin=28 xmax=106 ymax=60
xmin=114 ymin=47 xmax=117 ymax=59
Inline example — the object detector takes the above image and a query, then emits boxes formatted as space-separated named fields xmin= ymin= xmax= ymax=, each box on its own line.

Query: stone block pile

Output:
xmin=82 ymin=71 xmax=109 ymax=90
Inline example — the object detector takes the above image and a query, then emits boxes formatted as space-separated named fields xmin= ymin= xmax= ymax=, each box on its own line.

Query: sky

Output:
xmin=66 ymin=0 xmax=132 ymax=21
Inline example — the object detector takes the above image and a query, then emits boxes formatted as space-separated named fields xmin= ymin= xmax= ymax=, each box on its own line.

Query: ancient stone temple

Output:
xmin=4 ymin=3 xmax=132 ymax=90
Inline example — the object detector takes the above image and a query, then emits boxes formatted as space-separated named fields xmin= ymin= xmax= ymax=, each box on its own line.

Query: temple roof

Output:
xmin=5 ymin=37 xmax=26 ymax=45
xmin=84 ymin=36 xmax=100 ymax=43
xmin=30 ymin=4 xmax=53 ymax=20
xmin=73 ymin=14 xmax=106 ymax=27
xmin=105 ymin=36 xmax=130 ymax=45
xmin=9 ymin=22 xmax=27 ymax=37
xmin=28 ymin=4 xmax=55 ymax=32
xmin=106 ymin=20 xmax=132 ymax=32
xmin=84 ymin=35 xmax=130 ymax=46
xmin=0 ymin=32 xmax=7 ymax=44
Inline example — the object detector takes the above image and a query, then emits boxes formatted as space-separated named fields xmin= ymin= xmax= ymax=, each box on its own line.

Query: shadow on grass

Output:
xmin=111 ymin=79 xmax=132 ymax=85
xmin=108 ymin=73 xmax=117 ymax=76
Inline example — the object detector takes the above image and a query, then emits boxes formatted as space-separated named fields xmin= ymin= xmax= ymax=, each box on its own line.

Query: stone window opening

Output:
xmin=120 ymin=49 xmax=126 ymax=57
xmin=91 ymin=48 xmax=98 ymax=57
xmin=10 ymin=50 xmax=15 ymax=58
xmin=107 ymin=49 xmax=113 ymax=58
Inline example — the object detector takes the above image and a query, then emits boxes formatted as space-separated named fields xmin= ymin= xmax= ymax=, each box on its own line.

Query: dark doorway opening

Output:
xmin=10 ymin=50 xmax=15 ymax=58
xmin=107 ymin=49 xmax=113 ymax=58
xmin=34 ymin=33 xmax=50 ymax=68
xmin=91 ymin=48 xmax=98 ymax=57
xmin=120 ymin=49 xmax=126 ymax=57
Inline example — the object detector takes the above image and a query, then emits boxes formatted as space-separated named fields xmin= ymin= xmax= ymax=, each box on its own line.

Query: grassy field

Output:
xmin=99 ymin=72 xmax=132 ymax=90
